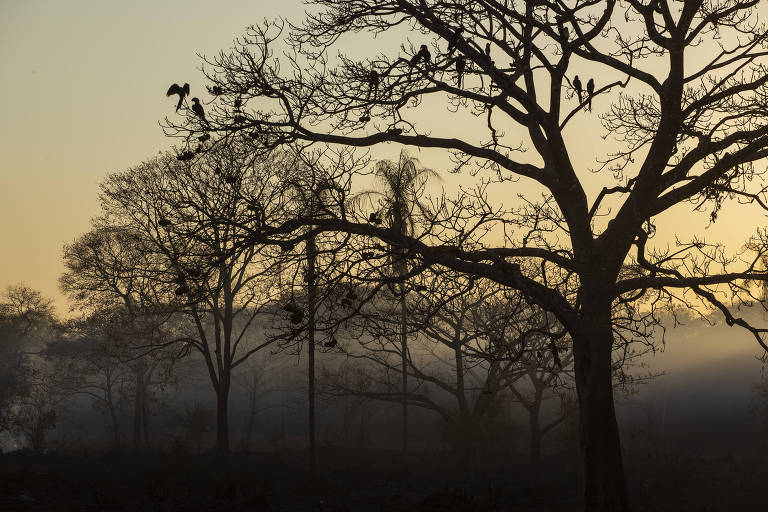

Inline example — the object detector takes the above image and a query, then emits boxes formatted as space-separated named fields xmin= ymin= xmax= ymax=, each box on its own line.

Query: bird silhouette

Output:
xmin=191 ymin=98 xmax=209 ymax=126
xmin=367 ymin=70 xmax=379 ymax=99
xmin=283 ymin=301 xmax=301 ymax=314
xmin=586 ymin=78 xmax=595 ymax=110
xmin=485 ymin=42 xmax=491 ymax=58
xmin=167 ymin=83 xmax=190 ymax=112
xmin=455 ymin=57 xmax=466 ymax=86
xmin=177 ymin=151 xmax=194 ymax=162
xmin=324 ymin=337 xmax=337 ymax=348
xmin=573 ymin=75 xmax=583 ymax=104
xmin=207 ymin=85 xmax=224 ymax=96
xmin=410 ymin=44 xmax=431 ymax=68
xmin=447 ymin=29 xmax=463 ymax=56
xmin=369 ymin=212 xmax=382 ymax=224
xmin=198 ymin=133 xmax=210 ymax=143
xmin=359 ymin=114 xmax=371 ymax=123
xmin=386 ymin=127 xmax=403 ymax=136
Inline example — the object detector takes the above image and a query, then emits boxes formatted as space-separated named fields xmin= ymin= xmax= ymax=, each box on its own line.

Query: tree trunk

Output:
xmin=216 ymin=385 xmax=230 ymax=454
xmin=142 ymin=391 xmax=150 ymax=447
xmin=109 ymin=405 xmax=120 ymax=449
xmin=133 ymin=364 xmax=144 ymax=450
xmin=400 ymin=291 xmax=408 ymax=453
xmin=307 ymin=232 xmax=317 ymax=473
xmin=573 ymin=304 xmax=628 ymax=512
xmin=244 ymin=374 xmax=258 ymax=451
xmin=529 ymin=404 xmax=542 ymax=474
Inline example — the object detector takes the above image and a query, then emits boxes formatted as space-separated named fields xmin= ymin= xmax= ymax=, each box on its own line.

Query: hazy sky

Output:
xmin=1 ymin=0 xmax=767 ymax=325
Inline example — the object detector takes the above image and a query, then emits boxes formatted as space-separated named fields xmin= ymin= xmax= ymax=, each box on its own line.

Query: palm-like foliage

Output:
xmin=363 ymin=150 xmax=439 ymax=239
xmin=354 ymin=149 xmax=439 ymax=451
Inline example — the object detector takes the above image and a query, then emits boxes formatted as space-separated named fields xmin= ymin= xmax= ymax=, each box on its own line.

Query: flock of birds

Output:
xmin=168 ymin=31 xmax=596 ymax=136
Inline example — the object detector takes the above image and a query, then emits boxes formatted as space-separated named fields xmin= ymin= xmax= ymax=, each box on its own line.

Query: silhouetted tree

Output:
xmin=167 ymin=2 xmax=768 ymax=509
xmin=0 ymin=285 xmax=58 ymax=450
xmin=60 ymin=225 xmax=180 ymax=449
xmin=94 ymin=148 xmax=291 ymax=455
xmin=325 ymin=275 xmax=570 ymax=467
xmin=353 ymin=149 xmax=439 ymax=452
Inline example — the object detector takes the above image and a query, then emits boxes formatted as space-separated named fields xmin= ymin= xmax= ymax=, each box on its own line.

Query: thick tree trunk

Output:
xmin=529 ymin=404 xmax=542 ymax=473
xmin=573 ymin=304 xmax=628 ymax=512
xmin=244 ymin=375 xmax=258 ymax=451
xmin=216 ymin=386 xmax=230 ymax=454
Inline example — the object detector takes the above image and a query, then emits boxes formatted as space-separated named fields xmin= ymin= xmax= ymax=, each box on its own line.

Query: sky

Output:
xmin=1 ymin=0 xmax=767 ymax=345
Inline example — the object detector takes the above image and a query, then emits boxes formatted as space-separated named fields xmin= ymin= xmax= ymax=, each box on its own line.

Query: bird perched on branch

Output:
xmin=447 ymin=29 xmax=463 ymax=56
xmin=455 ymin=57 xmax=466 ymax=86
xmin=586 ymin=78 xmax=595 ymax=111
xmin=409 ymin=44 xmax=431 ymax=68
xmin=573 ymin=75 xmax=583 ymax=104
xmin=191 ymin=98 xmax=209 ymax=126
xmin=324 ymin=337 xmax=338 ymax=348
xmin=556 ymin=15 xmax=569 ymax=41
xmin=207 ymin=85 xmax=224 ymax=96
xmin=366 ymin=69 xmax=379 ymax=99
xmin=369 ymin=212 xmax=382 ymax=225
xmin=167 ymin=83 xmax=190 ymax=112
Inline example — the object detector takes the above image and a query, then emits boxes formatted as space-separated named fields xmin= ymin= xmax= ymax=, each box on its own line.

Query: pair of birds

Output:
xmin=572 ymin=75 xmax=595 ymax=110
xmin=167 ymin=82 xmax=209 ymax=125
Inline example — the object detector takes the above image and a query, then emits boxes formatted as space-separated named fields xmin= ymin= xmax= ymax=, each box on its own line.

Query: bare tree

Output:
xmin=60 ymin=225 xmax=180 ymax=450
xmin=324 ymin=274 xmax=570 ymax=467
xmin=85 ymin=148 xmax=290 ymax=455
xmin=166 ymin=2 xmax=768 ymax=509
xmin=45 ymin=323 xmax=129 ymax=449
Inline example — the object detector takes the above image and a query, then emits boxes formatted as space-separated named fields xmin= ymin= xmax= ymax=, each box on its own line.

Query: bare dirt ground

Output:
xmin=0 ymin=448 xmax=765 ymax=511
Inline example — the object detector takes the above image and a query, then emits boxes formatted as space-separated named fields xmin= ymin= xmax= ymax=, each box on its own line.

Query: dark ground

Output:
xmin=0 ymin=448 xmax=765 ymax=511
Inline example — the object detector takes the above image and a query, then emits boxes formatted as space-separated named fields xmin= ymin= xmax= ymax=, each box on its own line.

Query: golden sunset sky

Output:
xmin=1 ymin=0 xmax=767 ymax=328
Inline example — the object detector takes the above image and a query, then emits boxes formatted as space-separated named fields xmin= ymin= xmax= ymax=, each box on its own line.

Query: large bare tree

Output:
xmin=92 ymin=148 xmax=290 ymax=455
xmin=165 ymin=1 xmax=768 ymax=509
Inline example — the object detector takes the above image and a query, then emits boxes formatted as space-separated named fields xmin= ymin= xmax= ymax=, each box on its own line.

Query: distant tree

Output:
xmin=96 ymin=147 xmax=290 ymax=455
xmin=167 ymin=2 xmax=768 ymax=508
xmin=0 ymin=285 xmax=59 ymax=451
xmin=172 ymin=402 xmax=214 ymax=454
xmin=61 ymin=225 xmax=181 ymax=450
xmin=45 ymin=329 xmax=127 ymax=448
xmin=325 ymin=275 xmax=571 ymax=467
xmin=233 ymin=355 xmax=275 ymax=452
xmin=354 ymin=149 xmax=439 ymax=452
